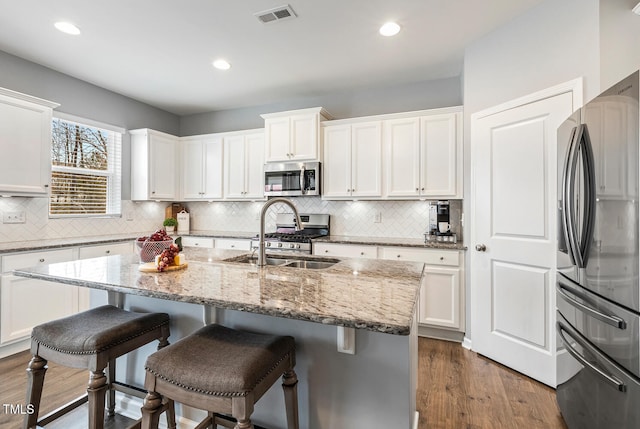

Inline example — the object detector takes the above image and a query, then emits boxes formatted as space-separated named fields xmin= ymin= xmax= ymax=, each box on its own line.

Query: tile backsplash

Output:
xmin=0 ymin=197 xmax=463 ymax=243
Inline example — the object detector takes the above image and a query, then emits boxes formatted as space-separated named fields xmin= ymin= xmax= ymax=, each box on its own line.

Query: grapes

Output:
xmin=156 ymin=244 xmax=181 ymax=272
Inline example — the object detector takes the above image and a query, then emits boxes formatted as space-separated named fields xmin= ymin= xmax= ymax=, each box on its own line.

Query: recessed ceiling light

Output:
xmin=213 ymin=59 xmax=231 ymax=70
xmin=379 ymin=22 xmax=401 ymax=37
xmin=54 ymin=21 xmax=81 ymax=35
xmin=633 ymin=2 xmax=640 ymax=14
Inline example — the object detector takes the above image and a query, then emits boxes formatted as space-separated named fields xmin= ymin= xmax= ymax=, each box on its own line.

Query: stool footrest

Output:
xmin=112 ymin=380 xmax=147 ymax=399
xmin=37 ymin=394 xmax=88 ymax=426
xmin=210 ymin=413 xmax=268 ymax=429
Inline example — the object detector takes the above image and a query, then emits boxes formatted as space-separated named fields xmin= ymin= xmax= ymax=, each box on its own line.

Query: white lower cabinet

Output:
xmin=0 ymin=249 xmax=78 ymax=345
xmin=0 ymin=241 xmax=135 ymax=355
xmin=379 ymin=247 xmax=464 ymax=332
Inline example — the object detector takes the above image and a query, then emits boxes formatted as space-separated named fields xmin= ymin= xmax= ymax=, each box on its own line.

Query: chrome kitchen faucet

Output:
xmin=258 ymin=198 xmax=303 ymax=267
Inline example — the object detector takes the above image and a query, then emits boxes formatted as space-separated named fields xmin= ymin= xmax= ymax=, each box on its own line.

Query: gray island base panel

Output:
xmin=13 ymin=247 xmax=421 ymax=429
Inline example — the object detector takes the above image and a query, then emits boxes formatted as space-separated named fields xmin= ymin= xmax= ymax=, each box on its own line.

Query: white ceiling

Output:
xmin=0 ymin=0 xmax=544 ymax=116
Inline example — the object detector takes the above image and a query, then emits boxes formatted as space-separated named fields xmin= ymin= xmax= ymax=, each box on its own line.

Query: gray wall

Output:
xmin=462 ymin=0 xmax=602 ymax=340
xmin=179 ymin=76 xmax=463 ymax=136
xmin=0 ymin=50 xmax=181 ymax=200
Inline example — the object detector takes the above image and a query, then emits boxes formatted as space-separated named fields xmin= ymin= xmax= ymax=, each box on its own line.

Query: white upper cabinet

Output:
xmin=323 ymin=121 xmax=382 ymax=199
xmin=262 ymin=107 xmax=332 ymax=162
xmin=224 ymin=130 xmax=265 ymax=200
xmin=130 ymin=129 xmax=179 ymax=201
xmin=0 ymin=88 xmax=58 ymax=196
xmin=385 ymin=108 xmax=462 ymax=199
xmin=181 ymin=135 xmax=223 ymax=200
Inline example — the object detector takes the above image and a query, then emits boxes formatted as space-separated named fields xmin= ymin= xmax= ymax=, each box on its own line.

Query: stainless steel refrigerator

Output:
xmin=557 ymin=70 xmax=640 ymax=428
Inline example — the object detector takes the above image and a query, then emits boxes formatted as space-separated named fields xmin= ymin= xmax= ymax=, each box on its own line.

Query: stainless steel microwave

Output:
xmin=264 ymin=161 xmax=320 ymax=197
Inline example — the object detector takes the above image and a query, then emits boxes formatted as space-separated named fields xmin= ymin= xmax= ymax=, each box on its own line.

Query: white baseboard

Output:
xmin=461 ymin=336 xmax=472 ymax=350
xmin=116 ymin=393 xmax=198 ymax=429
xmin=413 ymin=411 xmax=419 ymax=429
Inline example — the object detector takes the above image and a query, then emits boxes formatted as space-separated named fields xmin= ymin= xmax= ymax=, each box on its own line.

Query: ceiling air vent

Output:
xmin=254 ymin=4 xmax=297 ymax=24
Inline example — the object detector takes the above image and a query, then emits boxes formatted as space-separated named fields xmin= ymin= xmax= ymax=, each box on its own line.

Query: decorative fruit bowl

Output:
xmin=135 ymin=229 xmax=174 ymax=263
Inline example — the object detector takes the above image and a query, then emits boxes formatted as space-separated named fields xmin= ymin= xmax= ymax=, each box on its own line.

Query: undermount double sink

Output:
xmin=223 ymin=254 xmax=339 ymax=270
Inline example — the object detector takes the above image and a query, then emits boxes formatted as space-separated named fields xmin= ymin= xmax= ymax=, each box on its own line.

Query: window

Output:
xmin=50 ymin=114 xmax=122 ymax=217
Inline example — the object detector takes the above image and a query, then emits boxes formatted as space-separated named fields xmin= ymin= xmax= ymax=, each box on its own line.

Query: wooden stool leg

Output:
xmin=165 ymin=399 xmax=177 ymax=429
xmin=87 ymin=370 xmax=108 ymax=429
xmin=141 ymin=391 xmax=164 ymax=429
xmin=282 ymin=369 xmax=299 ymax=429
xmin=24 ymin=355 xmax=47 ymax=429
xmin=232 ymin=397 xmax=254 ymax=429
xmin=106 ymin=359 xmax=116 ymax=417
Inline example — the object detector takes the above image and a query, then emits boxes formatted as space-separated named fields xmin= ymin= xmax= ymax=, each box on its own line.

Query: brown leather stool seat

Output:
xmin=25 ymin=305 xmax=171 ymax=429
xmin=141 ymin=324 xmax=299 ymax=429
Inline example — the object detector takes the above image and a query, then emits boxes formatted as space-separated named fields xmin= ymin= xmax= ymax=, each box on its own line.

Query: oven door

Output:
xmin=557 ymin=311 xmax=640 ymax=429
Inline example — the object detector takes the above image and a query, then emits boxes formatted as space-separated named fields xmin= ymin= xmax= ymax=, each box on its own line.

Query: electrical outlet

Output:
xmin=374 ymin=212 xmax=382 ymax=223
xmin=126 ymin=211 xmax=134 ymax=221
xmin=3 ymin=211 xmax=26 ymax=224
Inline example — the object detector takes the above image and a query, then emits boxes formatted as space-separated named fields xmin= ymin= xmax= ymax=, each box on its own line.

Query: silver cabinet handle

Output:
xmin=105 ymin=250 xmax=111 ymax=254
xmin=475 ymin=244 xmax=486 ymax=252
xmin=39 ymin=258 xmax=45 ymax=263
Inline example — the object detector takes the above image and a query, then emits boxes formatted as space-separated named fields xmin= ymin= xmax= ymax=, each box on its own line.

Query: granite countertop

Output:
xmin=13 ymin=247 xmax=422 ymax=336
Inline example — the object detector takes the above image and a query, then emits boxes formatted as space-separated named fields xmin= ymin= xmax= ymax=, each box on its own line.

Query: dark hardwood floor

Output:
xmin=0 ymin=338 xmax=567 ymax=429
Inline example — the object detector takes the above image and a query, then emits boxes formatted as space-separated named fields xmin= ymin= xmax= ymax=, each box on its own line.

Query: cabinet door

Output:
xmin=323 ymin=125 xmax=352 ymax=198
xmin=224 ymin=135 xmax=247 ymax=199
xmin=181 ymin=236 xmax=214 ymax=248
xmin=290 ymin=113 xmax=318 ymax=161
xmin=384 ymin=117 xmax=421 ymax=197
xmin=351 ymin=121 xmax=382 ymax=197
xmin=264 ymin=117 xmax=291 ymax=162
xmin=181 ymin=140 xmax=205 ymax=199
xmin=420 ymin=113 xmax=459 ymax=197
xmin=418 ymin=267 xmax=461 ymax=329
xmin=244 ymin=132 xmax=265 ymax=199
xmin=149 ymin=133 xmax=178 ymax=200
xmin=202 ymin=137 xmax=224 ymax=199
xmin=1 ymin=276 xmax=79 ymax=344
xmin=0 ymin=92 xmax=53 ymax=196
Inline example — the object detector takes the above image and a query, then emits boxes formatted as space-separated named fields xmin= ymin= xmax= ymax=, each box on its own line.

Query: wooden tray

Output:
xmin=138 ymin=262 xmax=188 ymax=272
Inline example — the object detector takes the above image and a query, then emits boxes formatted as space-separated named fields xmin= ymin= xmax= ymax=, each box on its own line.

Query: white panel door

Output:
xmin=224 ymin=135 xmax=246 ymax=199
xmin=149 ymin=133 xmax=177 ymax=200
xmin=244 ymin=132 xmax=265 ymax=199
xmin=384 ymin=117 xmax=420 ymax=197
xmin=421 ymin=113 xmax=459 ymax=197
xmin=471 ymin=84 xmax=578 ymax=387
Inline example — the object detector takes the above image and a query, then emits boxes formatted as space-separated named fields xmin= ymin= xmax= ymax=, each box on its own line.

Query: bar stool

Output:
xmin=141 ymin=324 xmax=299 ymax=429
xmin=24 ymin=305 xmax=171 ymax=429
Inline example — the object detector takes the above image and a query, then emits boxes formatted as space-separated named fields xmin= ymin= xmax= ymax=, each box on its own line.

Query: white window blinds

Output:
xmin=49 ymin=114 xmax=123 ymax=217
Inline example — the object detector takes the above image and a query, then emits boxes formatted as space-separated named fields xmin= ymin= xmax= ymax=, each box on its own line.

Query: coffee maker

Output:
xmin=426 ymin=200 xmax=457 ymax=243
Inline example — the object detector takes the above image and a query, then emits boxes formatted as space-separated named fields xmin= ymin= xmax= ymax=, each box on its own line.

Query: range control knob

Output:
xmin=289 ymin=243 xmax=295 ymax=249
xmin=266 ymin=242 xmax=272 ymax=247
xmin=277 ymin=242 xmax=283 ymax=248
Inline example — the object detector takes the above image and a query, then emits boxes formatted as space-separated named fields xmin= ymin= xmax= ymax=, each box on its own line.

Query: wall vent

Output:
xmin=254 ymin=4 xmax=297 ymax=24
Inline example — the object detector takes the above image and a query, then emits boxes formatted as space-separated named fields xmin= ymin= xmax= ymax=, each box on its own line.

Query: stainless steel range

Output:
xmin=251 ymin=213 xmax=329 ymax=254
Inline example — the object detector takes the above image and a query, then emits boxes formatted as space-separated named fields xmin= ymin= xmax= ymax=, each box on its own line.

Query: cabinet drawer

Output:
xmin=181 ymin=236 xmax=214 ymax=248
xmin=3 ymin=248 xmax=75 ymax=273
xmin=215 ymin=238 xmax=251 ymax=251
xmin=379 ymin=247 xmax=460 ymax=266
xmin=79 ymin=242 xmax=133 ymax=259
xmin=313 ymin=243 xmax=377 ymax=259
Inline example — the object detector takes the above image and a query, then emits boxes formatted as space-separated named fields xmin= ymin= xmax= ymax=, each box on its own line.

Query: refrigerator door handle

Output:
xmin=563 ymin=126 xmax=582 ymax=267
xmin=557 ymin=321 xmax=627 ymax=392
xmin=577 ymin=124 xmax=597 ymax=267
xmin=557 ymin=281 xmax=627 ymax=329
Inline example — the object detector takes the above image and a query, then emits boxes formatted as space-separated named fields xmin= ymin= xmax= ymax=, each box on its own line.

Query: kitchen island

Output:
xmin=13 ymin=247 xmax=422 ymax=429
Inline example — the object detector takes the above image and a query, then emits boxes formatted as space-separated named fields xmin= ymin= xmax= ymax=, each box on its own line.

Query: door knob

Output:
xmin=475 ymin=244 xmax=487 ymax=252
